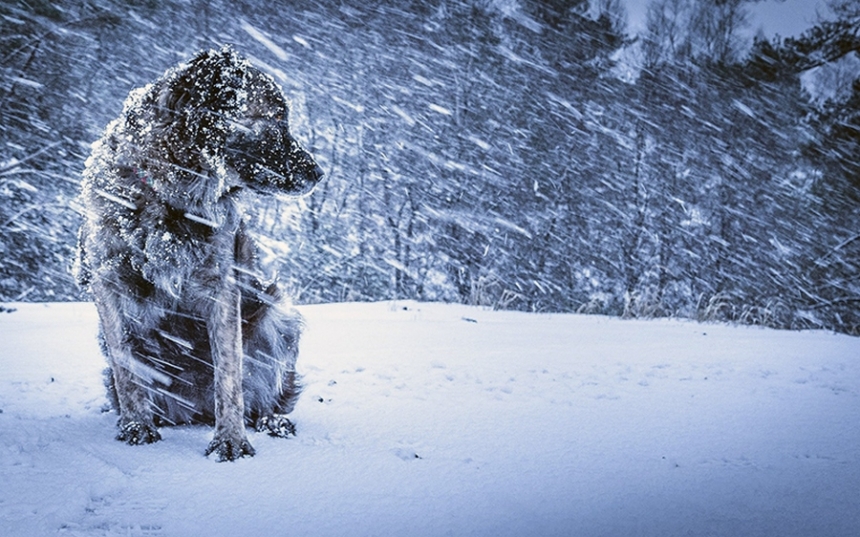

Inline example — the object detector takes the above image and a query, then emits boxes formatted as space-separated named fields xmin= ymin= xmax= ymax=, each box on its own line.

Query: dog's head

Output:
xmin=153 ymin=46 xmax=323 ymax=197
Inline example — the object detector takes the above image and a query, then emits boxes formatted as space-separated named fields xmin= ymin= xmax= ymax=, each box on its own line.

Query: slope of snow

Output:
xmin=1 ymin=301 xmax=858 ymax=536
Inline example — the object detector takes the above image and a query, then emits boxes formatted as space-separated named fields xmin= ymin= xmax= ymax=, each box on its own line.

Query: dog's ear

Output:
xmin=154 ymin=47 xmax=248 ymax=165
xmin=165 ymin=48 xmax=245 ymax=115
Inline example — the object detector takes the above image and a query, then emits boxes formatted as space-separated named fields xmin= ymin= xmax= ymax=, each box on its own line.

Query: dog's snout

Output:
xmin=224 ymin=114 xmax=324 ymax=195
xmin=289 ymin=142 xmax=324 ymax=184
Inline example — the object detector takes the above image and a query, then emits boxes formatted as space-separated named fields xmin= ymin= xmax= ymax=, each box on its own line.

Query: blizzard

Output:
xmin=1 ymin=301 xmax=858 ymax=536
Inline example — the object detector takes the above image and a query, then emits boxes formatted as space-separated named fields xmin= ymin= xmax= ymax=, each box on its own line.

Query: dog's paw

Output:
xmin=116 ymin=420 xmax=161 ymax=445
xmin=205 ymin=434 xmax=255 ymax=462
xmin=255 ymin=414 xmax=296 ymax=438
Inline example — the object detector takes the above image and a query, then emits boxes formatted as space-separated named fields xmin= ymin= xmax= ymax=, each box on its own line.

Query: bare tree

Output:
xmin=689 ymin=0 xmax=750 ymax=64
xmin=642 ymin=0 xmax=693 ymax=67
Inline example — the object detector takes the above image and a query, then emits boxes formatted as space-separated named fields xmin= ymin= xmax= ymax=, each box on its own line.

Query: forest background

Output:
xmin=1 ymin=0 xmax=858 ymax=334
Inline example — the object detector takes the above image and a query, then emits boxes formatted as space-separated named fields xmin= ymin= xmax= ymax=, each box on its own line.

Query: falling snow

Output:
xmin=2 ymin=0 xmax=858 ymax=333
xmin=0 ymin=1 xmax=859 ymax=532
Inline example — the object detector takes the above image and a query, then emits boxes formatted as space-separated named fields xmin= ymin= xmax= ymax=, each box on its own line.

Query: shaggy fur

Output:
xmin=75 ymin=47 xmax=323 ymax=461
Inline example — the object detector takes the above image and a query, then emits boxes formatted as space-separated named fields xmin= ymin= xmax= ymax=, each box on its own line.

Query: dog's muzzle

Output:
xmin=285 ymin=142 xmax=324 ymax=195
xmin=225 ymin=122 xmax=324 ymax=195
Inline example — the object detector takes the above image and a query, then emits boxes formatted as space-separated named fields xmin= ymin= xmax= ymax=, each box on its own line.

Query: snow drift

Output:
xmin=1 ymin=301 xmax=858 ymax=536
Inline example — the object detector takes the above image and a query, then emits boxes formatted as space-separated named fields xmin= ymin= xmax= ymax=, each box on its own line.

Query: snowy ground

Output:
xmin=1 ymin=301 xmax=858 ymax=537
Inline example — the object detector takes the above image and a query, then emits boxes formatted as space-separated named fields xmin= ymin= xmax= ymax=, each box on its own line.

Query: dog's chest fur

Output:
xmin=86 ymin=147 xmax=244 ymax=304
xmin=131 ymin=189 xmax=241 ymax=301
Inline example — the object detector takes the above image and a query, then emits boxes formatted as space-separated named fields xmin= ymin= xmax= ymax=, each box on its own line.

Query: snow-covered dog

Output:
xmin=75 ymin=47 xmax=323 ymax=461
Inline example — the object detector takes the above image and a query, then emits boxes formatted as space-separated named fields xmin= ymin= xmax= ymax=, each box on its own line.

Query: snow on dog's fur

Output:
xmin=75 ymin=46 xmax=323 ymax=461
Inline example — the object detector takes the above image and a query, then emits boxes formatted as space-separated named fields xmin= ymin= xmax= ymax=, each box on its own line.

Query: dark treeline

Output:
xmin=1 ymin=0 xmax=858 ymax=333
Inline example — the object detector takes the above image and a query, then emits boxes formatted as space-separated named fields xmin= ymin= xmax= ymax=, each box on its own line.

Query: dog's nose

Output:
xmin=310 ymin=163 xmax=324 ymax=183
xmin=291 ymin=145 xmax=323 ymax=184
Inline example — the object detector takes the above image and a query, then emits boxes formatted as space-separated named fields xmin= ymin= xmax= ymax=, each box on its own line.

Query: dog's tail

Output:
xmin=241 ymin=281 xmax=304 ymax=421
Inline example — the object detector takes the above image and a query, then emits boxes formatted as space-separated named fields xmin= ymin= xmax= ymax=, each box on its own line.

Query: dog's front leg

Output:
xmin=93 ymin=284 xmax=161 ymax=445
xmin=205 ymin=284 xmax=255 ymax=461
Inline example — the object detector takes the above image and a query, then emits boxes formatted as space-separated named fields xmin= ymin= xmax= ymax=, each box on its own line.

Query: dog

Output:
xmin=75 ymin=46 xmax=323 ymax=461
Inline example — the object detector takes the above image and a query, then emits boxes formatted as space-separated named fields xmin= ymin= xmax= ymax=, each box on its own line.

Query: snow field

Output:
xmin=1 ymin=301 xmax=858 ymax=536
